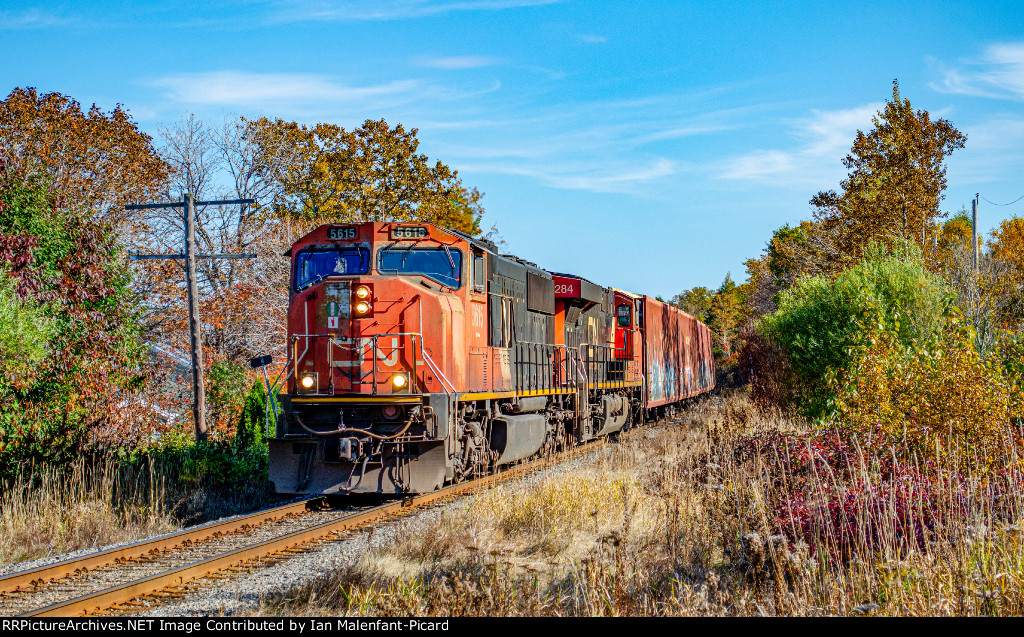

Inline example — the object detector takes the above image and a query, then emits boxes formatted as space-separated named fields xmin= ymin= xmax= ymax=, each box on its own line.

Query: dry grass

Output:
xmin=0 ymin=457 xmax=177 ymax=566
xmin=259 ymin=391 xmax=1024 ymax=617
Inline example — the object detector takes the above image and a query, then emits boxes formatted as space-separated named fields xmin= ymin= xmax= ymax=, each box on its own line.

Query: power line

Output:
xmin=979 ymin=193 xmax=1024 ymax=206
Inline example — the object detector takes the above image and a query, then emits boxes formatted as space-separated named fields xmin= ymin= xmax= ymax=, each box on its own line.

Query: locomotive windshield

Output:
xmin=294 ymin=247 xmax=369 ymax=290
xmin=378 ymin=246 xmax=462 ymax=288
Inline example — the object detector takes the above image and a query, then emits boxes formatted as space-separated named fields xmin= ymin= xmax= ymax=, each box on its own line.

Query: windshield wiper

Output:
xmin=298 ymin=272 xmax=326 ymax=291
xmin=334 ymin=245 xmax=366 ymax=271
xmin=399 ymin=240 xmax=422 ymax=267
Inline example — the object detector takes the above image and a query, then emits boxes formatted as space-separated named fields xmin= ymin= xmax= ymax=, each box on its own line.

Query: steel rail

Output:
xmin=0 ymin=499 xmax=317 ymax=594
xmin=15 ymin=411 xmax=690 ymax=618
xmin=19 ymin=438 xmax=613 ymax=618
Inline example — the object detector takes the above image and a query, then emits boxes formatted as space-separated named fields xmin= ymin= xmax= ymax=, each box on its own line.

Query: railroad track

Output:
xmin=0 ymin=413 xmax=686 ymax=618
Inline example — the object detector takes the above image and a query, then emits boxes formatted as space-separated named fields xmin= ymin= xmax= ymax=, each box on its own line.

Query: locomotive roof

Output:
xmin=288 ymin=222 xmax=555 ymax=281
xmin=547 ymin=271 xmax=601 ymax=286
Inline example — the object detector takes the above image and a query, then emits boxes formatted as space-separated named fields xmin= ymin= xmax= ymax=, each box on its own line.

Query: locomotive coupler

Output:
xmin=338 ymin=437 xmax=362 ymax=462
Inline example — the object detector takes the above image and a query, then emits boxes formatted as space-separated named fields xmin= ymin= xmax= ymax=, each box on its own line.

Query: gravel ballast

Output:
xmin=136 ymin=442 xmax=624 ymax=617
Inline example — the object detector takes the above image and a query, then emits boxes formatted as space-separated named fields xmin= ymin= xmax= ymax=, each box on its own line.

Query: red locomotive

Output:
xmin=269 ymin=222 xmax=715 ymax=494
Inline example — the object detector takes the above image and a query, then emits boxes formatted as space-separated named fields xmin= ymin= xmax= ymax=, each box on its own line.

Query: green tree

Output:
xmin=246 ymin=117 xmax=483 ymax=234
xmin=670 ymin=286 xmax=714 ymax=321
xmin=0 ymin=157 xmax=145 ymax=474
xmin=811 ymin=80 xmax=966 ymax=271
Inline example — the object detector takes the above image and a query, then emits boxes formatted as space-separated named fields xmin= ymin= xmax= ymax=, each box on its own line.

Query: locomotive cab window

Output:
xmin=616 ymin=304 xmax=632 ymax=327
xmin=378 ymin=247 xmax=463 ymax=288
xmin=294 ymin=247 xmax=369 ymax=290
xmin=472 ymin=254 xmax=486 ymax=292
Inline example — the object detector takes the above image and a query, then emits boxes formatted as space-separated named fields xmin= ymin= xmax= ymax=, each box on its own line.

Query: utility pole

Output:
xmin=972 ymin=194 xmax=979 ymax=272
xmin=127 ymin=195 xmax=256 ymax=442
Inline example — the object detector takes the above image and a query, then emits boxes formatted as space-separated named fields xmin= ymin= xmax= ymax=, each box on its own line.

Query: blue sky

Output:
xmin=3 ymin=0 xmax=1024 ymax=297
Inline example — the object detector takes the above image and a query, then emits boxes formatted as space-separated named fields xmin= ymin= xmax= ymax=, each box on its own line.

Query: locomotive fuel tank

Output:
xmin=489 ymin=413 xmax=547 ymax=465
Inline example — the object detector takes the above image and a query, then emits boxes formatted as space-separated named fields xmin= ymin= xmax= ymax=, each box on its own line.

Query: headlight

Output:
xmin=355 ymin=301 xmax=371 ymax=315
xmin=299 ymin=373 xmax=317 ymax=393
xmin=355 ymin=285 xmax=371 ymax=300
xmin=391 ymin=373 xmax=407 ymax=389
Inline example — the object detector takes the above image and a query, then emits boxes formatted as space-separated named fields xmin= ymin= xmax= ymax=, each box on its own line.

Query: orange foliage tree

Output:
xmin=0 ymin=87 xmax=168 ymax=228
xmin=990 ymin=217 xmax=1024 ymax=327
xmin=246 ymin=117 xmax=484 ymax=234
xmin=811 ymin=81 xmax=966 ymax=271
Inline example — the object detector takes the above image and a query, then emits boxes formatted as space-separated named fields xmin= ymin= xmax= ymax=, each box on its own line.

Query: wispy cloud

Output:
xmin=717 ymin=103 xmax=881 ymax=186
xmin=945 ymin=115 xmax=1024 ymax=187
xmin=465 ymin=157 xmax=679 ymax=194
xmin=413 ymin=55 xmax=507 ymax=69
xmin=577 ymin=34 xmax=606 ymax=44
xmin=149 ymin=71 xmax=423 ymax=107
xmin=432 ymin=94 xmax=757 ymax=194
xmin=0 ymin=8 xmax=76 ymax=29
xmin=933 ymin=42 xmax=1024 ymax=100
xmin=270 ymin=0 xmax=560 ymax=23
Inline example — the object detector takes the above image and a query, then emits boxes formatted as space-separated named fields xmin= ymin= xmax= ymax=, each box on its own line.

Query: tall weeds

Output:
xmin=260 ymin=391 xmax=1024 ymax=617
xmin=0 ymin=456 xmax=175 ymax=565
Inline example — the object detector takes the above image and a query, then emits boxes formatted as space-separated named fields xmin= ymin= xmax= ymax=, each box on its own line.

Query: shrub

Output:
xmin=208 ymin=358 xmax=250 ymax=432
xmin=0 ymin=268 xmax=52 ymax=377
xmin=757 ymin=240 xmax=951 ymax=417
xmin=832 ymin=310 xmax=1023 ymax=470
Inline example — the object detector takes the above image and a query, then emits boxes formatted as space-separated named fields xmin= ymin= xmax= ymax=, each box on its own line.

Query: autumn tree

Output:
xmin=918 ymin=213 xmax=1023 ymax=353
xmin=0 ymin=89 xmax=168 ymax=456
xmin=742 ymin=253 xmax=778 ymax=322
xmin=931 ymin=209 xmax=974 ymax=268
xmin=670 ymin=286 xmax=714 ymax=321
xmin=707 ymin=274 xmax=746 ymax=360
xmin=246 ymin=117 xmax=483 ymax=234
xmin=987 ymin=216 xmax=1024 ymax=329
xmin=991 ymin=217 xmax=1024 ymax=309
xmin=0 ymin=155 xmax=146 ymax=471
xmin=0 ymin=87 xmax=169 ymax=229
xmin=131 ymin=115 xmax=300 ymax=434
xmin=811 ymin=81 xmax=966 ymax=271
xmin=741 ymin=218 xmax=867 ymax=326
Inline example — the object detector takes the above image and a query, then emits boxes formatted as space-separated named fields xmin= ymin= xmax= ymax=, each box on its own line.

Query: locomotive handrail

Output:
xmin=287 ymin=331 xmax=439 ymax=395
xmin=579 ymin=342 xmax=642 ymax=388
xmin=509 ymin=341 xmax=585 ymax=394
xmin=420 ymin=348 xmax=457 ymax=395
